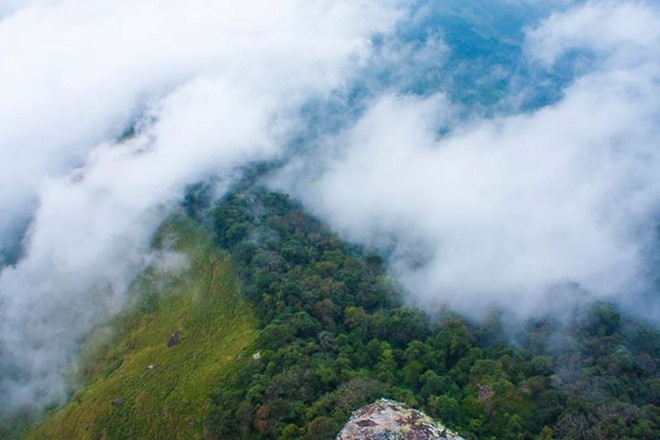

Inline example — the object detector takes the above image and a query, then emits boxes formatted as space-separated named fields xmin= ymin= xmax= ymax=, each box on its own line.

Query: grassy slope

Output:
xmin=26 ymin=217 xmax=258 ymax=440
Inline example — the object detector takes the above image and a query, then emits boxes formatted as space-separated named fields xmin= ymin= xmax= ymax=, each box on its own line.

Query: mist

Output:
xmin=274 ymin=1 xmax=660 ymax=320
xmin=0 ymin=0 xmax=399 ymax=413
xmin=1 ymin=0 xmax=659 ymax=415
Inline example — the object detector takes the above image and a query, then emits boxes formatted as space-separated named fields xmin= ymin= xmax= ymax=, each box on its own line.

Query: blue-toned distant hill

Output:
xmin=371 ymin=1 xmax=572 ymax=109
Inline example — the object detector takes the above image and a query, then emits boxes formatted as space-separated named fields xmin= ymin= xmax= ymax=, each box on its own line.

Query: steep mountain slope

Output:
xmin=25 ymin=217 xmax=258 ymax=439
xmin=202 ymin=189 xmax=659 ymax=440
xmin=22 ymin=188 xmax=660 ymax=440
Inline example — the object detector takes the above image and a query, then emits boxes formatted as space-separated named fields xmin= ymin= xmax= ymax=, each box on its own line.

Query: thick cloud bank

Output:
xmin=0 ymin=0 xmax=398 ymax=412
xmin=275 ymin=1 xmax=660 ymax=318
xmin=1 ymin=0 xmax=659 ymax=416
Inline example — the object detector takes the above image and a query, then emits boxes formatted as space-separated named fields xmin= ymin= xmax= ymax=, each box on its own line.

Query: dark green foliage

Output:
xmin=182 ymin=182 xmax=213 ymax=220
xmin=200 ymin=188 xmax=659 ymax=440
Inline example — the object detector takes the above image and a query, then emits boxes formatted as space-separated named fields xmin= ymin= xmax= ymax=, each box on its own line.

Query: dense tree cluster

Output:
xmin=192 ymin=187 xmax=659 ymax=440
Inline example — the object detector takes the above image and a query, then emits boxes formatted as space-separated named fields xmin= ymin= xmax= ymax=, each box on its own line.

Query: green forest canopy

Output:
xmin=23 ymin=184 xmax=660 ymax=440
xmin=204 ymin=187 xmax=659 ymax=440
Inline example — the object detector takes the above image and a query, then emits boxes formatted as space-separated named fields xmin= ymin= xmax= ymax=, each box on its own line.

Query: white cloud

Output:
xmin=0 ymin=0 xmax=400 ymax=411
xmin=0 ymin=0 xmax=398 ymax=248
xmin=527 ymin=0 xmax=660 ymax=67
xmin=275 ymin=0 xmax=660 ymax=319
xmin=2 ymin=0 xmax=659 ymax=416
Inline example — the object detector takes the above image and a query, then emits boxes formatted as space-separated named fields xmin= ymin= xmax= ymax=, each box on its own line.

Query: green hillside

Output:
xmin=26 ymin=216 xmax=258 ymax=440
xmin=22 ymin=189 xmax=660 ymax=440
xmin=202 ymin=189 xmax=660 ymax=440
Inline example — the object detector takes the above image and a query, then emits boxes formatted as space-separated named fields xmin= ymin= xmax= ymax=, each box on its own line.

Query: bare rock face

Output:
xmin=336 ymin=399 xmax=464 ymax=440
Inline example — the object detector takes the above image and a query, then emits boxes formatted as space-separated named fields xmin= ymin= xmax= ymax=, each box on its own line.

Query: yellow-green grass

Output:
xmin=26 ymin=216 xmax=257 ymax=440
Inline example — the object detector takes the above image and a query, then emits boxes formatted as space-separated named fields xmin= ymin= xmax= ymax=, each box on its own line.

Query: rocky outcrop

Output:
xmin=336 ymin=399 xmax=464 ymax=440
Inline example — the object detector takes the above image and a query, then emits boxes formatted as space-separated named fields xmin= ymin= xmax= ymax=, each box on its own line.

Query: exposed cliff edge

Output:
xmin=337 ymin=399 xmax=464 ymax=440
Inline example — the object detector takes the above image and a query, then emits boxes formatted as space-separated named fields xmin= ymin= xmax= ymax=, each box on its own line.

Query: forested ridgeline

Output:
xmin=192 ymin=187 xmax=659 ymax=440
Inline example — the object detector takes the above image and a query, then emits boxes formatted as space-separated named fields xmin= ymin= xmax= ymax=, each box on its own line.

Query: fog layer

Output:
xmin=0 ymin=0 xmax=659 ymax=414
xmin=274 ymin=1 xmax=660 ymax=318
xmin=0 ymin=0 xmax=398 ymax=411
